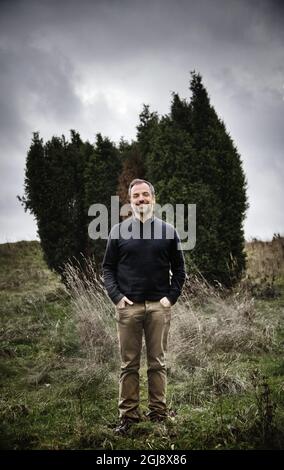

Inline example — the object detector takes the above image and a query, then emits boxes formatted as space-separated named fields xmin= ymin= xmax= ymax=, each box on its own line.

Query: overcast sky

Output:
xmin=0 ymin=0 xmax=283 ymax=243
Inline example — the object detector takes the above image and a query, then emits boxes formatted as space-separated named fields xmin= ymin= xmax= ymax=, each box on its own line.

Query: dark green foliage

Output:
xmin=19 ymin=131 xmax=121 ymax=276
xmin=117 ymin=141 xmax=146 ymax=206
xmin=20 ymin=132 xmax=76 ymax=273
xmin=138 ymin=72 xmax=248 ymax=286
xmin=137 ymin=104 xmax=160 ymax=158
xmin=84 ymin=133 xmax=121 ymax=270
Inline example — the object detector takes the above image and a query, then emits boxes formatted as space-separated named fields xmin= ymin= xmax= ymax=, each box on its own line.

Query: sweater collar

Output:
xmin=132 ymin=213 xmax=155 ymax=224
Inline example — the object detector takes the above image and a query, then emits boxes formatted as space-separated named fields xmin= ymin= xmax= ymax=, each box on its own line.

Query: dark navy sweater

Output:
xmin=102 ymin=215 xmax=186 ymax=305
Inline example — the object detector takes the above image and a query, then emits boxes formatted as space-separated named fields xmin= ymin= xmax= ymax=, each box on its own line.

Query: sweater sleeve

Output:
xmin=102 ymin=227 xmax=124 ymax=305
xmin=167 ymin=230 xmax=186 ymax=305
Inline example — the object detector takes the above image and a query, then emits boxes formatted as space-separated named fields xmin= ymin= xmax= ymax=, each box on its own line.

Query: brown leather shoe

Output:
xmin=113 ymin=417 xmax=138 ymax=435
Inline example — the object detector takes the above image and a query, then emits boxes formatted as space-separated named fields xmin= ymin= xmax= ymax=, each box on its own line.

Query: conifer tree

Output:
xmin=139 ymin=72 xmax=248 ymax=286
xmin=117 ymin=142 xmax=146 ymax=207
xmin=84 ymin=133 xmax=122 ymax=271
xmin=189 ymin=72 xmax=248 ymax=284
xmin=20 ymin=132 xmax=77 ymax=273
xmin=21 ymin=131 xmax=95 ymax=274
xmin=137 ymin=104 xmax=159 ymax=157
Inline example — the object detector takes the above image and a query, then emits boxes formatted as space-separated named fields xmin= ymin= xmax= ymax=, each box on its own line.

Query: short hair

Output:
xmin=128 ymin=179 xmax=155 ymax=198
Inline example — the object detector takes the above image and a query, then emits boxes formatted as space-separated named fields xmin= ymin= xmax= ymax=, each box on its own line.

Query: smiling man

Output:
xmin=102 ymin=178 xmax=186 ymax=434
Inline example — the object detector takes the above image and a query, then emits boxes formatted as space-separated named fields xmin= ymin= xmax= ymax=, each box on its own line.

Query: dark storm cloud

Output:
xmin=0 ymin=0 xmax=283 ymax=241
xmin=0 ymin=48 xmax=79 ymax=142
xmin=1 ymin=0 xmax=279 ymax=65
xmin=0 ymin=6 xmax=84 ymax=241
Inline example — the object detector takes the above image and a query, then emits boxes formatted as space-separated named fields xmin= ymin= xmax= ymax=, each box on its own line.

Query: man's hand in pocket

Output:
xmin=116 ymin=296 xmax=134 ymax=309
xmin=159 ymin=297 xmax=172 ymax=307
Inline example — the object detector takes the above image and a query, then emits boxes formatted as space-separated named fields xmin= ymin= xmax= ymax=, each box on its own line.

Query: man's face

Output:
xmin=130 ymin=182 xmax=155 ymax=218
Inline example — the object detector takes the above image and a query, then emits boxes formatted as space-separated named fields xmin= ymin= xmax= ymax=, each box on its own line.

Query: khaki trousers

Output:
xmin=115 ymin=300 xmax=171 ymax=420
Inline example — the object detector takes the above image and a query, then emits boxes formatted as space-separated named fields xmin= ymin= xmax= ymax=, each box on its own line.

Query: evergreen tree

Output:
xmin=137 ymin=104 xmax=159 ymax=158
xmin=20 ymin=131 xmax=95 ymax=275
xmin=189 ymin=72 xmax=248 ymax=284
xmin=143 ymin=114 xmax=221 ymax=280
xmin=19 ymin=132 xmax=46 ymax=217
xmin=20 ymin=133 xmax=72 ymax=272
xmin=85 ymin=133 xmax=122 ymax=271
xmin=139 ymin=72 xmax=248 ymax=286
xmin=67 ymin=130 xmax=93 ymax=259
xmin=117 ymin=142 xmax=146 ymax=207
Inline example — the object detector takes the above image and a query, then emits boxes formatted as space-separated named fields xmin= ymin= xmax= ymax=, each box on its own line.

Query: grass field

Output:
xmin=0 ymin=239 xmax=283 ymax=449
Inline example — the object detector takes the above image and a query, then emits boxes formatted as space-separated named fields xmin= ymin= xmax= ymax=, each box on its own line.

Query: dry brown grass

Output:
xmin=168 ymin=275 xmax=276 ymax=374
xmin=63 ymin=258 xmax=276 ymax=398
xmin=63 ymin=259 xmax=118 ymax=368
xmin=245 ymin=235 xmax=284 ymax=281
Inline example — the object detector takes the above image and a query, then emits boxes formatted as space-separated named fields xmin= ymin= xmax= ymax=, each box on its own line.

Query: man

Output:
xmin=102 ymin=178 xmax=186 ymax=434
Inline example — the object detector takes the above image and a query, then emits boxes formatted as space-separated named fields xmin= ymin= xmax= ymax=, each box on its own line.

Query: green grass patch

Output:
xmin=0 ymin=241 xmax=284 ymax=449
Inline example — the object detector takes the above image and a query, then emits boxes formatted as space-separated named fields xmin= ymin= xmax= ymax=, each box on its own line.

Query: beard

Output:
xmin=131 ymin=202 xmax=153 ymax=218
